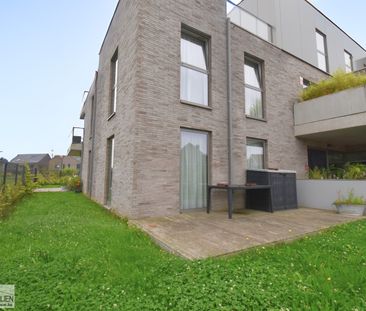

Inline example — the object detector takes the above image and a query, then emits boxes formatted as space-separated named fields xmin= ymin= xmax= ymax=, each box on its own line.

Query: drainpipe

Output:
xmin=89 ymin=71 xmax=98 ymax=197
xmin=226 ymin=18 xmax=233 ymax=185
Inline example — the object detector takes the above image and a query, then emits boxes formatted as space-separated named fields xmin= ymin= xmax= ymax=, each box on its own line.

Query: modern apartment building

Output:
xmin=79 ymin=0 xmax=366 ymax=218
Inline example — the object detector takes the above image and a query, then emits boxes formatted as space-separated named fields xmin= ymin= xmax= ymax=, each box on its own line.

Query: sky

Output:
xmin=0 ymin=0 xmax=365 ymax=161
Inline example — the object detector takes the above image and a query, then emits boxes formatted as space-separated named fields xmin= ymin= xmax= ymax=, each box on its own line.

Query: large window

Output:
xmin=244 ymin=57 xmax=264 ymax=119
xmin=344 ymin=50 xmax=353 ymax=73
xmin=105 ymin=136 xmax=115 ymax=205
xmin=316 ymin=30 xmax=328 ymax=72
xmin=180 ymin=29 xmax=209 ymax=106
xmin=109 ymin=49 xmax=118 ymax=116
xmin=180 ymin=129 xmax=208 ymax=209
xmin=246 ymin=138 xmax=265 ymax=170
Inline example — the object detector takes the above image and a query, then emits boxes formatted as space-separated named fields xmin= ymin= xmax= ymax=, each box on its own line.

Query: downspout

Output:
xmin=226 ymin=18 xmax=233 ymax=185
xmin=89 ymin=71 xmax=98 ymax=197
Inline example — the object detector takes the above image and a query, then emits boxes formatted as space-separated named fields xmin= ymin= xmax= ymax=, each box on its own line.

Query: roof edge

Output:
xmin=99 ymin=0 xmax=121 ymax=55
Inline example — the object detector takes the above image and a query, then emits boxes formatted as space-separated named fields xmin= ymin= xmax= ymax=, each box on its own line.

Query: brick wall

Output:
xmin=82 ymin=0 xmax=329 ymax=218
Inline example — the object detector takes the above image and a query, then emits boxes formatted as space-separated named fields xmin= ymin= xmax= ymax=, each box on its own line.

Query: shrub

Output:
xmin=343 ymin=163 xmax=366 ymax=180
xmin=300 ymin=70 xmax=366 ymax=101
xmin=334 ymin=190 xmax=366 ymax=206
xmin=0 ymin=164 xmax=35 ymax=218
xmin=64 ymin=175 xmax=82 ymax=192
xmin=309 ymin=163 xmax=366 ymax=180
xmin=60 ymin=168 xmax=78 ymax=177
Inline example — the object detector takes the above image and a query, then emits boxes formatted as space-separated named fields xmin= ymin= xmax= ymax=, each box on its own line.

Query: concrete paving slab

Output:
xmin=130 ymin=208 xmax=364 ymax=260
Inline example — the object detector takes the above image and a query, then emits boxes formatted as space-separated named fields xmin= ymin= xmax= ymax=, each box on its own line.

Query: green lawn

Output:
xmin=1 ymin=193 xmax=366 ymax=310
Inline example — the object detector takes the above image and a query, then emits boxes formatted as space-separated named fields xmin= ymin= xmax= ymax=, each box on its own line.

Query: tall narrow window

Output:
xmin=316 ymin=30 xmax=328 ymax=72
xmin=344 ymin=50 xmax=353 ymax=73
xmin=180 ymin=129 xmax=208 ymax=209
xmin=90 ymin=95 xmax=95 ymax=139
xmin=87 ymin=150 xmax=92 ymax=195
xmin=244 ymin=57 xmax=264 ymax=119
xmin=180 ymin=29 xmax=209 ymax=106
xmin=246 ymin=138 xmax=265 ymax=170
xmin=106 ymin=136 xmax=115 ymax=205
xmin=109 ymin=50 xmax=118 ymax=116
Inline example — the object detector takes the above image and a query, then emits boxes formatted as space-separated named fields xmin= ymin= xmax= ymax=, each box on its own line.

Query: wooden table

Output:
xmin=207 ymin=185 xmax=272 ymax=219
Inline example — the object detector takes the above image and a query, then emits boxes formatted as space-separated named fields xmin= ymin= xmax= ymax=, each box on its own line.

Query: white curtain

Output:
xmin=181 ymin=130 xmax=208 ymax=209
xmin=247 ymin=141 xmax=264 ymax=169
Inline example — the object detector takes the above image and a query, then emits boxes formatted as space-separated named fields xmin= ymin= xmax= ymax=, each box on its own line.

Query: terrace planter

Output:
xmin=334 ymin=204 xmax=366 ymax=216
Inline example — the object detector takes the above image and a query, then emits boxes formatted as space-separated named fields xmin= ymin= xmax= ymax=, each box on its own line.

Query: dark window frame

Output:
xmin=244 ymin=54 xmax=265 ymax=120
xmin=315 ymin=29 xmax=329 ymax=72
xmin=246 ymin=137 xmax=267 ymax=170
xmin=105 ymin=135 xmax=115 ymax=206
xmin=344 ymin=50 xmax=353 ymax=73
xmin=180 ymin=25 xmax=211 ymax=108
xmin=109 ymin=49 xmax=118 ymax=118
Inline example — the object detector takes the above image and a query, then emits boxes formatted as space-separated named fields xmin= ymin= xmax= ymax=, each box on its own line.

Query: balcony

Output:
xmin=294 ymin=85 xmax=366 ymax=146
xmin=227 ymin=0 xmax=273 ymax=43
xmin=67 ymin=127 xmax=84 ymax=157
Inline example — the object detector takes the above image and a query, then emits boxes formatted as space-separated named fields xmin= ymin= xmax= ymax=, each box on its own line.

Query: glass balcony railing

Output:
xmin=227 ymin=0 xmax=273 ymax=43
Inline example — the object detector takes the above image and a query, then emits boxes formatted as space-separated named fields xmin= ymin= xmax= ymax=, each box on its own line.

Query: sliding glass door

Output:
xmin=180 ymin=129 xmax=208 ymax=210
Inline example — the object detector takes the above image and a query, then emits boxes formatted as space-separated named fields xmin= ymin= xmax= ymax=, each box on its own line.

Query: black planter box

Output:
xmin=246 ymin=169 xmax=298 ymax=212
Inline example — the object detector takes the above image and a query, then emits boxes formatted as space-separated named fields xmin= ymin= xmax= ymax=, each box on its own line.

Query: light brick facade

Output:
xmin=81 ymin=0 xmax=329 ymax=218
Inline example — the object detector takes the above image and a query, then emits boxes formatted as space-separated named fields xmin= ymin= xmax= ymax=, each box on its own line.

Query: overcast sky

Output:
xmin=0 ymin=0 xmax=365 ymax=161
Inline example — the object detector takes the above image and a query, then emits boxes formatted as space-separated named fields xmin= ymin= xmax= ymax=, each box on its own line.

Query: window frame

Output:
xmin=109 ymin=49 xmax=118 ymax=118
xmin=344 ymin=50 xmax=353 ymax=73
xmin=180 ymin=128 xmax=210 ymax=210
xmin=246 ymin=137 xmax=266 ymax=170
xmin=244 ymin=55 xmax=265 ymax=120
xmin=105 ymin=135 xmax=115 ymax=206
xmin=180 ymin=25 xmax=211 ymax=108
xmin=300 ymin=76 xmax=312 ymax=89
xmin=315 ymin=29 xmax=329 ymax=72
xmin=89 ymin=95 xmax=95 ymax=139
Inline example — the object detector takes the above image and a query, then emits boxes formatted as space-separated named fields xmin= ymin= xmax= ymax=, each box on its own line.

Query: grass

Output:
xmin=300 ymin=70 xmax=366 ymax=101
xmin=1 ymin=193 xmax=366 ymax=310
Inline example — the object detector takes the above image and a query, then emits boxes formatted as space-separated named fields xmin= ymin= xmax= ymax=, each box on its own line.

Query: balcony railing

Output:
xmin=354 ymin=67 xmax=366 ymax=75
xmin=227 ymin=0 xmax=273 ymax=43
xmin=67 ymin=127 xmax=84 ymax=157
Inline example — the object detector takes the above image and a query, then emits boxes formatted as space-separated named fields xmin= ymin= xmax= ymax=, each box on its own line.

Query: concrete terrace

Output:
xmin=130 ymin=208 xmax=364 ymax=260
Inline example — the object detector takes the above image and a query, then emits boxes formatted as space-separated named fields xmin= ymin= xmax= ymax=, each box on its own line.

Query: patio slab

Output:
xmin=34 ymin=188 xmax=66 ymax=193
xmin=130 ymin=208 xmax=364 ymax=260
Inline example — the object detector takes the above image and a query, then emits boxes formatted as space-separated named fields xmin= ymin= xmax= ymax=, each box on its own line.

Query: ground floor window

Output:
xmin=246 ymin=138 xmax=265 ymax=169
xmin=180 ymin=129 xmax=208 ymax=209
xmin=106 ymin=136 xmax=115 ymax=205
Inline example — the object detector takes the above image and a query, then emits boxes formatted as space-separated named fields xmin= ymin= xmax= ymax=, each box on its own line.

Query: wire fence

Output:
xmin=0 ymin=163 xmax=67 ymax=188
xmin=0 ymin=162 xmax=26 ymax=187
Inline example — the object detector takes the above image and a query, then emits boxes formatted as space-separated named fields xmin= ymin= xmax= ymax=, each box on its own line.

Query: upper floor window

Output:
xmin=344 ymin=50 xmax=353 ymax=73
xmin=244 ymin=56 xmax=264 ymax=119
xmin=180 ymin=28 xmax=209 ymax=106
xmin=109 ymin=49 xmax=118 ymax=116
xmin=316 ymin=30 xmax=328 ymax=72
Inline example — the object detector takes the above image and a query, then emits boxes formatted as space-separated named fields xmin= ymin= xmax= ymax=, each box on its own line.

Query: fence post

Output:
xmin=14 ymin=164 xmax=19 ymax=185
xmin=3 ymin=162 xmax=8 ymax=186
xmin=22 ymin=165 xmax=26 ymax=185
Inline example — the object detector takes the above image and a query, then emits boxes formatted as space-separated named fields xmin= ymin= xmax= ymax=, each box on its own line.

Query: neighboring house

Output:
xmin=0 ymin=158 xmax=8 ymax=164
xmin=10 ymin=154 xmax=51 ymax=173
xmin=48 ymin=155 xmax=81 ymax=172
xmin=80 ymin=0 xmax=366 ymax=219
